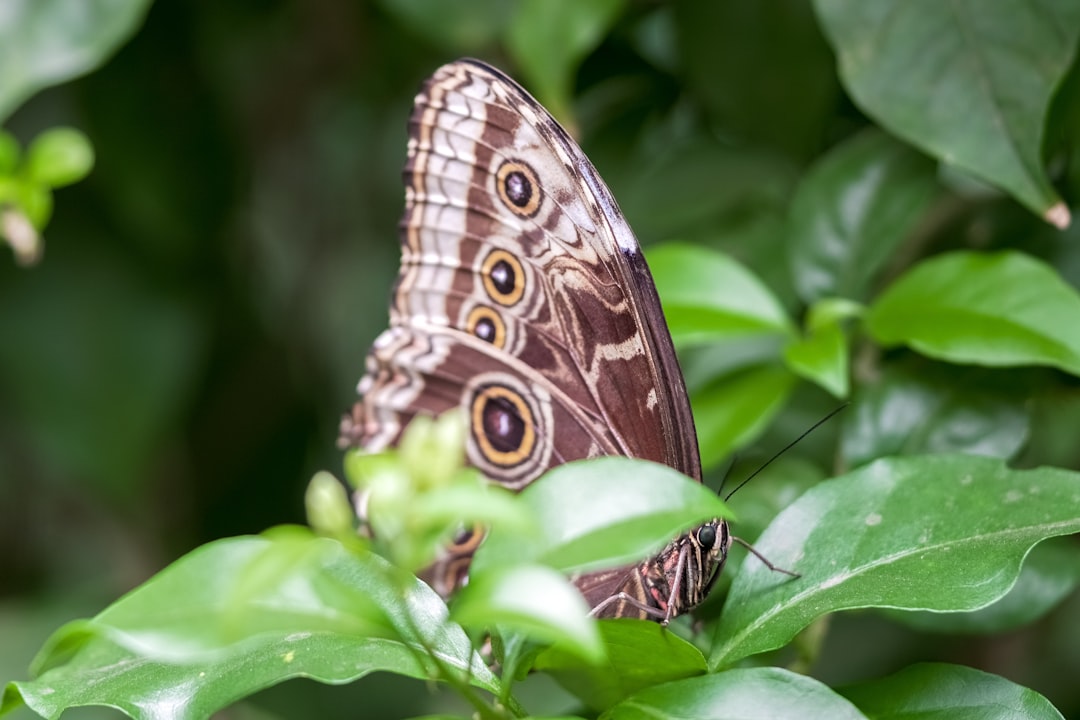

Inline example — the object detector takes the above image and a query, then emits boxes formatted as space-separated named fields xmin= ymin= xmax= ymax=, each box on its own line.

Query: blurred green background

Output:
xmin=2 ymin=1 xmax=1079 ymax=718
xmin=0 ymin=2 xmax=454 ymax=716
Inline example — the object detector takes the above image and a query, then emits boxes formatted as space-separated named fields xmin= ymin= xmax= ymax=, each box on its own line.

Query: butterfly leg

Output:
xmin=588 ymin=593 xmax=668 ymax=623
xmin=732 ymin=536 xmax=800 ymax=577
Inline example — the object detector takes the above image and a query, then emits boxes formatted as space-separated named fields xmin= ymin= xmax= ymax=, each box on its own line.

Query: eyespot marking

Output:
xmin=470 ymin=383 xmax=535 ymax=467
xmin=481 ymin=249 xmax=525 ymax=306
xmin=496 ymin=160 xmax=541 ymax=217
xmin=465 ymin=305 xmax=506 ymax=347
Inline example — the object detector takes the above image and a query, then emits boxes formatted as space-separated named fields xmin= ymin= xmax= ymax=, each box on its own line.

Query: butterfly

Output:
xmin=341 ymin=59 xmax=730 ymax=622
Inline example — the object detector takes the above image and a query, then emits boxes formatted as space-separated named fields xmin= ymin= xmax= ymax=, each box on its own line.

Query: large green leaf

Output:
xmin=887 ymin=536 xmax=1080 ymax=634
xmin=3 ymin=532 xmax=499 ymax=719
xmin=814 ymin=0 xmax=1080 ymax=227
xmin=866 ymin=251 xmax=1080 ymax=377
xmin=650 ymin=243 xmax=795 ymax=347
xmin=0 ymin=0 xmax=153 ymax=122
xmin=603 ymin=667 xmax=866 ymax=720
xmin=709 ymin=455 xmax=1080 ymax=668
xmin=452 ymin=565 xmax=604 ymax=664
xmin=5 ymin=630 xmax=439 ymax=720
xmin=787 ymin=129 xmax=937 ymax=303
xmin=535 ymin=621 xmax=707 ymax=711
xmin=840 ymin=663 xmax=1065 ymax=720
xmin=472 ymin=457 xmax=731 ymax=576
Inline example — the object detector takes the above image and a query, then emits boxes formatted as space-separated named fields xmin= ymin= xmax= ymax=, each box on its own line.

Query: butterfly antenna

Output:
xmin=715 ymin=454 xmax=738 ymax=496
xmin=722 ymin=403 xmax=848 ymax=502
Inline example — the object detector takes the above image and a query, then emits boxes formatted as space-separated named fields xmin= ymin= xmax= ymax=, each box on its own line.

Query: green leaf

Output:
xmin=490 ymin=631 xmax=545 ymax=698
xmin=603 ymin=667 xmax=866 ymax=720
xmin=80 ymin=529 xmax=386 ymax=663
xmin=535 ymin=621 xmax=707 ymax=711
xmin=472 ymin=458 xmax=730 ymax=576
xmin=889 ymin=536 xmax=1080 ymax=634
xmin=787 ymin=129 xmax=938 ymax=303
xmin=650 ymin=243 xmax=795 ymax=347
xmin=839 ymin=364 xmax=1030 ymax=469
xmin=0 ymin=0 xmax=154 ymax=122
xmin=709 ymin=455 xmax=1080 ymax=668
xmin=814 ymin=0 xmax=1080 ymax=227
xmin=784 ymin=298 xmax=860 ymax=398
xmin=692 ymin=363 xmax=798 ymax=470
xmin=24 ymin=128 xmax=94 ymax=188
xmin=866 ymin=251 xmax=1080 ymax=377
xmin=4 ymin=532 xmax=499 ymax=719
xmin=6 ymin=630 xmax=445 ymax=720
xmin=506 ymin=0 xmax=626 ymax=126
xmin=840 ymin=662 xmax=1065 ymax=720
xmin=452 ymin=565 xmax=604 ymax=664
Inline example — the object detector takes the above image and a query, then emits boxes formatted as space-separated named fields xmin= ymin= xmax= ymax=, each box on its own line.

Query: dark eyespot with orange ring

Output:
xmin=496 ymin=160 xmax=541 ymax=217
xmin=481 ymin=249 xmax=525 ymax=306
xmin=465 ymin=305 xmax=506 ymax=347
xmin=449 ymin=525 xmax=484 ymax=553
xmin=470 ymin=384 xmax=536 ymax=467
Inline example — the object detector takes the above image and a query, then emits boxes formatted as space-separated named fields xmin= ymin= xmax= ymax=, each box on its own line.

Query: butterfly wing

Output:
xmin=342 ymin=59 xmax=701 ymax=600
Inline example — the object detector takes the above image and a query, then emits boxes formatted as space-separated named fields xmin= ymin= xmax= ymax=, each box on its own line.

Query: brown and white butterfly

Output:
xmin=340 ymin=59 xmax=728 ymax=622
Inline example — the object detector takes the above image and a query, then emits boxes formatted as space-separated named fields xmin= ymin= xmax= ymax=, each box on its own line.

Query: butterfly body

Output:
xmin=342 ymin=59 xmax=726 ymax=620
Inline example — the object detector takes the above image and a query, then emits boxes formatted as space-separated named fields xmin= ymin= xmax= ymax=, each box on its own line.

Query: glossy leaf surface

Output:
xmin=4 ymin=532 xmax=498 ymax=719
xmin=841 ymin=662 xmax=1064 ymax=720
xmin=603 ymin=667 xmax=865 ymax=720
xmin=815 ymin=0 xmax=1079 ymax=226
xmin=473 ymin=457 xmax=730 ymax=575
xmin=710 ymin=455 xmax=1080 ymax=667
xmin=0 ymin=0 xmax=153 ymax=122
xmin=866 ymin=251 xmax=1080 ymax=377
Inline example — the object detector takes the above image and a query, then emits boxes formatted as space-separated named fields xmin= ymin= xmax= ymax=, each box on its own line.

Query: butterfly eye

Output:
xmin=697 ymin=524 xmax=717 ymax=550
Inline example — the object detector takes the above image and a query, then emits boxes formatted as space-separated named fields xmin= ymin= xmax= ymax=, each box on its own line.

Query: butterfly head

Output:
xmin=635 ymin=517 xmax=731 ymax=622
xmin=685 ymin=517 xmax=732 ymax=607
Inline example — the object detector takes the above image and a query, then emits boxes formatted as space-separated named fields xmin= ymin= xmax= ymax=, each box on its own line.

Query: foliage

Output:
xmin=3 ymin=1 xmax=1080 ymax=719
xmin=0 ymin=127 xmax=94 ymax=264
xmin=6 ymin=423 xmax=1079 ymax=718
xmin=0 ymin=0 xmax=148 ymax=263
